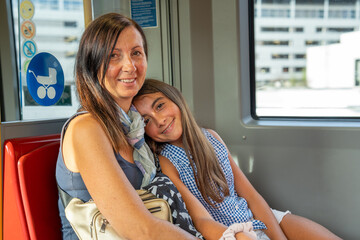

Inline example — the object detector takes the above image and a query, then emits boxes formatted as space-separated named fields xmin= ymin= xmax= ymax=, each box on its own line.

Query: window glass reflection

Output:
xmin=254 ymin=0 xmax=360 ymax=117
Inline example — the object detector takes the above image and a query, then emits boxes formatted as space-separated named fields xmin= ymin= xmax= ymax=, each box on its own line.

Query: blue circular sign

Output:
xmin=26 ymin=52 xmax=64 ymax=106
xmin=23 ymin=40 xmax=37 ymax=58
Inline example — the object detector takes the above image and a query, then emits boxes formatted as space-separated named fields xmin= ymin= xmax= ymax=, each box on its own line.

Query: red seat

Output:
xmin=18 ymin=141 xmax=62 ymax=240
xmin=3 ymin=134 xmax=61 ymax=240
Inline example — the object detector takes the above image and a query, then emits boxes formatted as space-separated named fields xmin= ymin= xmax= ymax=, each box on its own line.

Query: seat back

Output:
xmin=3 ymin=134 xmax=61 ymax=240
xmin=18 ymin=141 xmax=62 ymax=240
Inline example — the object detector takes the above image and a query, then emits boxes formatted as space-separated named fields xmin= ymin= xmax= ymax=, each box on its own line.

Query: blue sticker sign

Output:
xmin=26 ymin=52 xmax=64 ymax=106
xmin=23 ymin=40 xmax=37 ymax=58
xmin=131 ymin=0 xmax=157 ymax=28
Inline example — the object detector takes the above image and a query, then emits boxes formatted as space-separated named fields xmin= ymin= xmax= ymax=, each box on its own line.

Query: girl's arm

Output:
xmin=159 ymin=155 xmax=256 ymax=240
xmin=63 ymin=113 xmax=196 ymax=240
xmin=207 ymin=129 xmax=288 ymax=240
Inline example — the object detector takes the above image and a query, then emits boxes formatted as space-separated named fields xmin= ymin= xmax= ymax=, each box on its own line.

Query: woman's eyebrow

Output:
xmin=132 ymin=45 xmax=142 ymax=50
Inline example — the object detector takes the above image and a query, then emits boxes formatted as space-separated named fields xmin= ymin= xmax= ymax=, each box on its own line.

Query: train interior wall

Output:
xmin=183 ymin=1 xmax=359 ymax=239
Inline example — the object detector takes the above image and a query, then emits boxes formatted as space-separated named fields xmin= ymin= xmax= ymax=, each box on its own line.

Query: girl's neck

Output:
xmin=169 ymin=139 xmax=184 ymax=149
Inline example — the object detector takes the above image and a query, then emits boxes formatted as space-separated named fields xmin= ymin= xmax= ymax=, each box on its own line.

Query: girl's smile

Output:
xmin=133 ymin=92 xmax=183 ymax=147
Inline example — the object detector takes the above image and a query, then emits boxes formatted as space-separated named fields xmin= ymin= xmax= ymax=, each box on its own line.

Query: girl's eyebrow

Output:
xmin=138 ymin=97 xmax=164 ymax=118
xmin=152 ymin=97 xmax=164 ymax=108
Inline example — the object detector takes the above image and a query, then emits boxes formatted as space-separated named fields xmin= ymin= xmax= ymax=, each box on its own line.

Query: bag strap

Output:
xmin=154 ymin=153 xmax=161 ymax=173
xmin=57 ymin=183 xmax=73 ymax=208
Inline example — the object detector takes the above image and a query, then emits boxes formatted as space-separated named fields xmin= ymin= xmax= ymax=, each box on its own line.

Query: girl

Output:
xmin=133 ymin=79 xmax=341 ymax=240
xmin=56 ymin=14 xmax=198 ymax=240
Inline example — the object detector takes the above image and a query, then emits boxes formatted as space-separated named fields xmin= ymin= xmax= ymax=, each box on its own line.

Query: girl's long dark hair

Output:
xmin=75 ymin=13 xmax=147 ymax=151
xmin=135 ymin=79 xmax=229 ymax=207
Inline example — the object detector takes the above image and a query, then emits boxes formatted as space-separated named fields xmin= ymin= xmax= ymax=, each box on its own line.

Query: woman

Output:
xmin=55 ymin=13 xmax=199 ymax=240
xmin=133 ymin=79 xmax=342 ymax=240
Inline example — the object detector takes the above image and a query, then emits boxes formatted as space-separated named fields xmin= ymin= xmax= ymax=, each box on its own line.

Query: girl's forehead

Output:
xmin=136 ymin=92 xmax=164 ymax=102
xmin=134 ymin=92 xmax=166 ymax=110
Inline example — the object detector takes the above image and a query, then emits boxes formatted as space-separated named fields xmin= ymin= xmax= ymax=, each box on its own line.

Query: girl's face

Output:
xmin=133 ymin=92 xmax=183 ymax=147
xmin=103 ymin=26 xmax=147 ymax=110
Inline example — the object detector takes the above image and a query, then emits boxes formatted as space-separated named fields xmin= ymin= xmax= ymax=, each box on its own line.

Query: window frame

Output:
xmin=0 ymin=0 xmax=21 ymax=122
xmin=247 ymin=0 xmax=360 ymax=126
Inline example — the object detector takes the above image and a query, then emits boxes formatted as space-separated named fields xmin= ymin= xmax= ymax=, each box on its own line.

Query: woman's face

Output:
xmin=103 ymin=26 xmax=147 ymax=110
xmin=133 ymin=92 xmax=183 ymax=147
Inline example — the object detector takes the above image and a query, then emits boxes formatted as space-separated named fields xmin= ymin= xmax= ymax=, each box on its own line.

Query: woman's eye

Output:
xmin=132 ymin=50 xmax=142 ymax=56
xmin=110 ymin=53 xmax=119 ymax=59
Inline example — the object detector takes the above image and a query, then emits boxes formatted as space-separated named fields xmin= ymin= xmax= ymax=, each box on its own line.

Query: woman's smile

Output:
xmin=119 ymin=78 xmax=136 ymax=83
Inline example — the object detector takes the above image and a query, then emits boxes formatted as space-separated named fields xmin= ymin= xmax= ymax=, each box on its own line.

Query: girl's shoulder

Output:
xmin=204 ymin=128 xmax=226 ymax=146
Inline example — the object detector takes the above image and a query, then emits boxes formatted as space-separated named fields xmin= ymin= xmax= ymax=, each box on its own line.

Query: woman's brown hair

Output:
xmin=134 ymin=79 xmax=229 ymax=206
xmin=75 ymin=13 xmax=148 ymax=151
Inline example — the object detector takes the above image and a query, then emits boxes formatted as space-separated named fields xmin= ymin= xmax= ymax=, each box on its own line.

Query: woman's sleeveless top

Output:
xmin=56 ymin=112 xmax=143 ymax=240
xmin=160 ymin=129 xmax=267 ymax=230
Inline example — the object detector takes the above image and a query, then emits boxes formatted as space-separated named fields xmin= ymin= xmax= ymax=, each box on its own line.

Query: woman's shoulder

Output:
xmin=63 ymin=112 xmax=114 ymax=172
xmin=67 ymin=112 xmax=101 ymax=133
xmin=64 ymin=112 xmax=108 ymax=146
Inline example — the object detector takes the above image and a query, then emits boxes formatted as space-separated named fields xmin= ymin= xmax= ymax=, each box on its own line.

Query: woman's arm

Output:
xmin=159 ymin=155 xmax=255 ymax=240
xmin=207 ymin=129 xmax=287 ymax=240
xmin=63 ymin=113 xmax=196 ymax=240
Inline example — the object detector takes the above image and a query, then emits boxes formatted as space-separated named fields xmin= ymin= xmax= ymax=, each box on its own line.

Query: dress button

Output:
xmin=235 ymin=205 xmax=239 ymax=210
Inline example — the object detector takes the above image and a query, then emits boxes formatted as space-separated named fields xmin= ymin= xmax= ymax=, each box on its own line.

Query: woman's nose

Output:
xmin=122 ymin=55 xmax=136 ymax=73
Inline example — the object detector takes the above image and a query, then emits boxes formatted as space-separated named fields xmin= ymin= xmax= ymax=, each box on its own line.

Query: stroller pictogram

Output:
xmin=29 ymin=68 xmax=57 ymax=99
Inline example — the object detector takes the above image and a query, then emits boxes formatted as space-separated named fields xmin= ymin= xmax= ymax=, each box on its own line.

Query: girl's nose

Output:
xmin=154 ymin=115 xmax=166 ymax=128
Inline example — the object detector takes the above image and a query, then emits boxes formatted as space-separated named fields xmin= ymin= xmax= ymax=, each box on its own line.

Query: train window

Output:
xmin=253 ymin=0 xmax=360 ymax=117
xmin=10 ymin=0 xmax=84 ymax=120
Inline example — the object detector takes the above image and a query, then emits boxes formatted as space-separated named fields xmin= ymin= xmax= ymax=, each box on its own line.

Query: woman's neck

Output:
xmin=117 ymin=100 xmax=132 ymax=113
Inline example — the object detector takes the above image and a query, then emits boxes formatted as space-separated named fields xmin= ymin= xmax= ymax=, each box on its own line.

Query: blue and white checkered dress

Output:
xmin=161 ymin=129 xmax=267 ymax=230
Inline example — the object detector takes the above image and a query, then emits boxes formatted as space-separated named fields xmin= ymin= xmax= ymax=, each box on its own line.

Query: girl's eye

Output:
xmin=156 ymin=103 xmax=164 ymax=110
xmin=143 ymin=118 xmax=150 ymax=125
